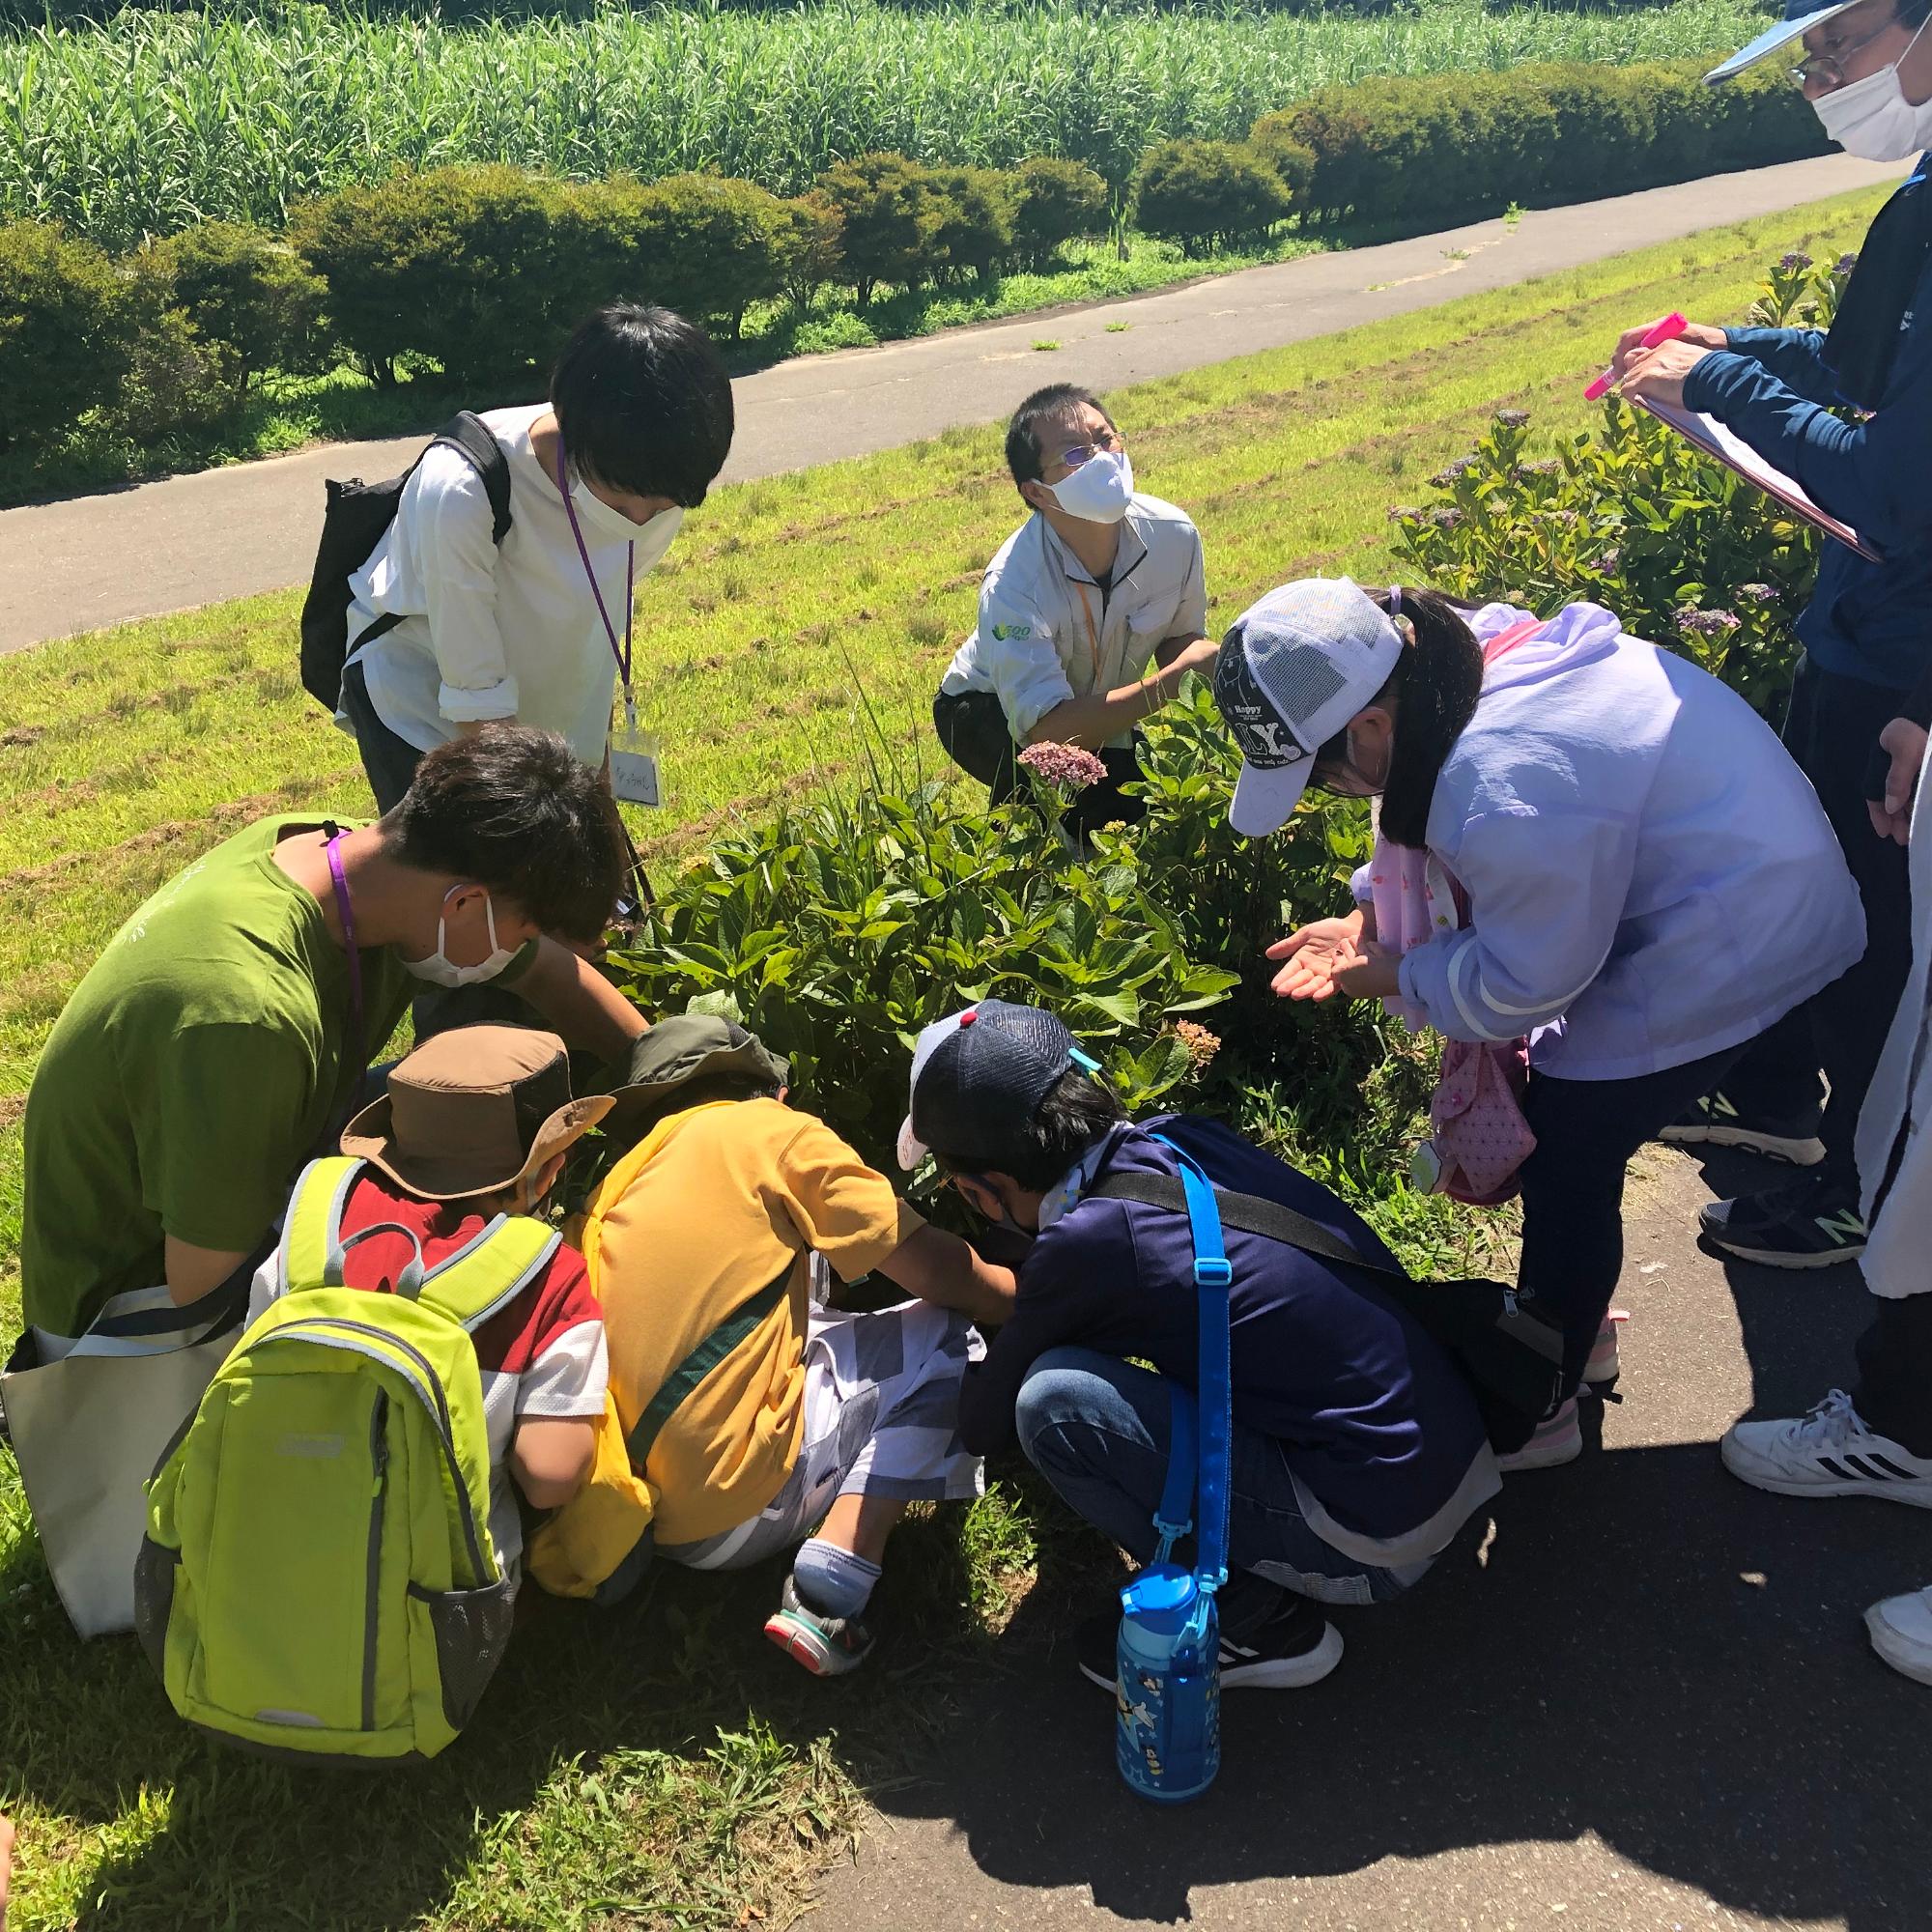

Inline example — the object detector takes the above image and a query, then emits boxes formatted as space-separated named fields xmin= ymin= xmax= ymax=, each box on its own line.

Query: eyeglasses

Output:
xmin=1791 ymin=11 xmax=1904 ymax=88
xmin=1054 ymin=426 xmax=1124 ymax=471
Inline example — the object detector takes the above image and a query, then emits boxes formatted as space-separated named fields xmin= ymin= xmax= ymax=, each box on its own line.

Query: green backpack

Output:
xmin=136 ymin=1155 xmax=559 ymax=1763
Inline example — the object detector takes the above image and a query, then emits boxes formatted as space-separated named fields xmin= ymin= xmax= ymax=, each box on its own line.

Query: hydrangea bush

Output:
xmin=1392 ymin=249 xmax=1853 ymax=717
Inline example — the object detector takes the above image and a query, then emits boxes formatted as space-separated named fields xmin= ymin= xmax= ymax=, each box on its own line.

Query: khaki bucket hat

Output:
xmin=341 ymin=1026 xmax=612 ymax=1203
xmin=592 ymin=1013 xmax=790 ymax=1137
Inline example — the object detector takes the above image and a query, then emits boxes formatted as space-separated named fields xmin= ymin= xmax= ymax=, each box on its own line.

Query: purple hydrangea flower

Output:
xmin=1835 ymin=253 xmax=1858 ymax=275
xmin=1736 ymin=582 xmax=1777 ymax=604
xmin=1779 ymin=250 xmax=1813 ymax=271
xmin=1495 ymin=409 xmax=1531 ymax=429
xmin=1429 ymin=456 xmax=1478 ymax=488
xmin=1675 ymin=606 xmax=1742 ymax=638
xmin=1430 ymin=507 xmax=1465 ymax=530
xmin=1387 ymin=504 xmax=1421 ymax=524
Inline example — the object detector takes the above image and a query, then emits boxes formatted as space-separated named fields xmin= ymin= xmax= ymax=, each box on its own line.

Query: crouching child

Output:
xmin=901 ymin=1000 xmax=1501 ymax=1690
xmin=531 ymin=1018 xmax=1015 ymax=1675
xmin=138 ymin=1027 xmax=611 ymax=1760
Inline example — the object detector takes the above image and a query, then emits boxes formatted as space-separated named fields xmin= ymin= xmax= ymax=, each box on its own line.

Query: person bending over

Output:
xmin=902 ymin=999 xmax=1498 ymax=1691
xmin=532 ymin=1017 xmax=1014 ymax=1675
xmin=10 ymin=725 xmax=642 ymax=1634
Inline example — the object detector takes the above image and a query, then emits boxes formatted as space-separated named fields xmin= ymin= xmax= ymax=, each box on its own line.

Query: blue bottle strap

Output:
xmin=1151 ymin=1133 xmax=1234 ymax=1593
xmin=1152 ymin=1382 xmax=1197 ymax=1565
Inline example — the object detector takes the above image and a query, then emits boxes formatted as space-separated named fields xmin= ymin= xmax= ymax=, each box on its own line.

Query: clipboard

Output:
xmin=1633 ymin=396 xmax=1884 ymax=563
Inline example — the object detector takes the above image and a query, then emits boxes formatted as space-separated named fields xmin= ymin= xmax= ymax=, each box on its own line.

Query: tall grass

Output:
xmin=0 ymin=0 xmax=1775 ymax=246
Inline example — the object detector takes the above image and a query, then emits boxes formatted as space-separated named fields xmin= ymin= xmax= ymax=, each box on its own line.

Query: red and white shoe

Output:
xmin=1497 ymin=1398 xmax=1582 ymax=1472
xmin=1583 ymin=1310 xmax=1628 ymax=1387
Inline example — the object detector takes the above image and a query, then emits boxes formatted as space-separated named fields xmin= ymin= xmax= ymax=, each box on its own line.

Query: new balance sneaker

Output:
xmin=1582 ymin=1311 xmax=1628 ymax=1387
xmin=1698 ymin=1177 xmax=1866 ymax=1268
xmin=1865 ymin=1586 xmax=1932 ymax=1686
xmin=1496 ymin=1397 xmax=1582 ymax=1472
xmin=1661 ymin=1092 xmax=1825 ymax=1166
xmin=763 ymin=1574 xmax=877 ymax=1677
xmin=1075 ymin=1590 xmax=1343 ymax=1692
xmin=1720 ymin=1388 xmax=1932 ymax=1507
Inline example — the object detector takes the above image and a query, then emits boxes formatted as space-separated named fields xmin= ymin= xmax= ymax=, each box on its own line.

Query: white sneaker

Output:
xmin=1720 ymin=1389 xmax=1932 ymax=1507
xmin=1866 ymin=1587 xmax=1932 ymax=1685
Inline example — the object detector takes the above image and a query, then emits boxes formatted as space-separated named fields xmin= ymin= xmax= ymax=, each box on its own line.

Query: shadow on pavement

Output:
xmin=857 ymin=1434 xmax=1925 ymax=1927
xmin=847 ymin=1147 xmax=1928 ymax=1928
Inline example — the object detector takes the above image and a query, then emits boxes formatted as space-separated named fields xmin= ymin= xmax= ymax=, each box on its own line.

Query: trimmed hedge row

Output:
xmin=1 ymin=57 xmax=1830 ymax=456
xmin=1271 ymin=57 xmax=1825 ymax=227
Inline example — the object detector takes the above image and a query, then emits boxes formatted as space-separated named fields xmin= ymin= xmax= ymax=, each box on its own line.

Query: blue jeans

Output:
xmin=1013 ymin=1349 xmax=1427 ymax=1619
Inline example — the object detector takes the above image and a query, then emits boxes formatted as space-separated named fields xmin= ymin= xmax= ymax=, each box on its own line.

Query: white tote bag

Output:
xmin=1 ymin=1281 xmax=245 ymax=1638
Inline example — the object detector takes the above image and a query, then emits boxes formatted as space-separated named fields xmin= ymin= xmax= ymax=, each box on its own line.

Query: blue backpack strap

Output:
xmin=1150 ymin=1132 xmax=1234 ymax=1594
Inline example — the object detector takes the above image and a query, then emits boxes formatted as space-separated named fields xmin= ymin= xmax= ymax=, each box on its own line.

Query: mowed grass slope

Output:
xmin=0 ymin=188 xmax=1888 ymax=1931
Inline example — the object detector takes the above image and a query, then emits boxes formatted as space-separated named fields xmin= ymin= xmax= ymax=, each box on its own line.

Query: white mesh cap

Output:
xmin=897 ymin=1009 xmax=975 ymax=1171
xmin=1210 ymin=579 xmax=1405 ymax=838
xmin=896 ymin=1000 xmax=1090 ymax=1171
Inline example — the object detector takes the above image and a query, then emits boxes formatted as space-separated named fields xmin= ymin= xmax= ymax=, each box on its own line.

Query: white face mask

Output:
xmin=403 ymin=887 xmax=521 ymax=988
xmin=1812 ymin=16 xmax=1932 ymax=159
xmin=570 ymin=477 xmax=686 ymax=564
xmin=1047 ymin=449 xmax=1135 ymax=525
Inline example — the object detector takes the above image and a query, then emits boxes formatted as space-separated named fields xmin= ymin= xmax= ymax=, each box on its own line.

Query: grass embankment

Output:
xmin=0 ymin=186 xmax=1888 ymax=1931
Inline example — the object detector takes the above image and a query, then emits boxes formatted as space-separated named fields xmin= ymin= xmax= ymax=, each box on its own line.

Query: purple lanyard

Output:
xmin=326 ymin=831 xmax=364 ymax=1046
xmin=554 ymin=432 xmax=636 ymax=706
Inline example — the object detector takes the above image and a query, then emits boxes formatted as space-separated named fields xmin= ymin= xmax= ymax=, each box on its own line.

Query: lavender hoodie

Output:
xmin=1392 ymin=603 xmax=1864 ymax=1082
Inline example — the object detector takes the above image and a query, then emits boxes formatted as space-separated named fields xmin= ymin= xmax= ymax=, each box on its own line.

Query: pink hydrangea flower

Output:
xmin=1174 ymin=1020 xmax=1222 ymax=1070
xmin=1019 ymin=742 xmax=1109 ymax=791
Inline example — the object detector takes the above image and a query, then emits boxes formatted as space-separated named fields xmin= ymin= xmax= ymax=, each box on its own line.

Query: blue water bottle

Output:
xmin=1114 ymin=1140 xmax=1233 ymax=1804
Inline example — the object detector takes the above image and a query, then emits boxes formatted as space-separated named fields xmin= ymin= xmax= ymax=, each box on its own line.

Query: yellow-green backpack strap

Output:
xmin=416 ymin=1214 xmax=561 ymax=1333
xmin=276 ymin=1155 xmax=367 ymax=1298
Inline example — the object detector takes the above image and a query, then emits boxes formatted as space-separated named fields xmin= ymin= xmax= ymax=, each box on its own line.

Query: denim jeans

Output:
xmin=1013 ymin=1348 xmax=1427 ymax=1620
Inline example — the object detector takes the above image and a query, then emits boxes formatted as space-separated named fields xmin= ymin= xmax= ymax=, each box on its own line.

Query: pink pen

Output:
xmin=1584 ymin=312 xmax=1688 ymax=401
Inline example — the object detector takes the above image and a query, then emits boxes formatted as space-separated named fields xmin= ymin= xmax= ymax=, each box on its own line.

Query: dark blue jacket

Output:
xmin=1683 ymin=163 xmax=1932 ymax=694
xmin=958 ymin=1117 xmax=1492 ymax=1550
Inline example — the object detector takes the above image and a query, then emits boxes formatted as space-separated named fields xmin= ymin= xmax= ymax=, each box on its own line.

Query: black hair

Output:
xmin=384 ymin=725 xmax=626 ymax=943
xmin=1312 ymin=586 xmax=1484 ymax=849
xmin=1902 ymin=0 xmax=1932 ymax=29
xmin=550 ymin=302 xmax=735 ymax=510
xmin=1005 ymin=384 xmax=1118 ymax=492
xmin=929 ymin=1068 xmax=1127 ymax=1193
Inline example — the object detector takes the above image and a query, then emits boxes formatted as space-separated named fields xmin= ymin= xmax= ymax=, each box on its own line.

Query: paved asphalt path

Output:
xmin=816 ymin=1147 xmax=1929 ymax=1931
xmin=0 ymin=152 xmax=1907 ymax=659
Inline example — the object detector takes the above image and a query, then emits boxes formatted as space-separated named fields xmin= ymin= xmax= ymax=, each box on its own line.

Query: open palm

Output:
xmin=1266 ymin=917 xmax=1365 ymax=1002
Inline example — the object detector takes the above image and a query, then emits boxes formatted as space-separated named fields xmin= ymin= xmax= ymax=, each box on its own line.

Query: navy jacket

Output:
xmin=1683 ymin=163 xmax=1932 ymax=694
xmin=959 ymin=1117 xmax=1493 ymax=1551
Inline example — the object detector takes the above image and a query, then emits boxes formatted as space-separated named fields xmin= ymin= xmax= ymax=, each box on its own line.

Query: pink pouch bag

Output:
xmin=1366 ymin=612 xmax=1544 ymax=1206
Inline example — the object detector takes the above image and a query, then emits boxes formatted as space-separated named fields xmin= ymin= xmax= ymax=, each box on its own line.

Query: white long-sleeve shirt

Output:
xmin=939 ymin=496 xmax=1208 ymax=746
xmin=343 ymin=404 xmax=661 ymax=765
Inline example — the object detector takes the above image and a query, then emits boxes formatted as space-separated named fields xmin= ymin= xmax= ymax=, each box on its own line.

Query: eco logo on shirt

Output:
xmin=991 ymin=623 xmax=1032 ymax=640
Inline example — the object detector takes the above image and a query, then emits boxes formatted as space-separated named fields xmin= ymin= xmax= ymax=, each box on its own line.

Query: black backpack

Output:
xmin=299 ymin=412 xmax=513 ymax=711
xmin=1088 ymin=1173 xmax=1565 ymax=1456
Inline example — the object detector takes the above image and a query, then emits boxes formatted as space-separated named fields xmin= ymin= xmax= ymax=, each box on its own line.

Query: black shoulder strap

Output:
xmin=432 ymin=411 xmax=513 ymax=546
xmin=1088 ymin=1174 xmax=1402 ymax=1279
